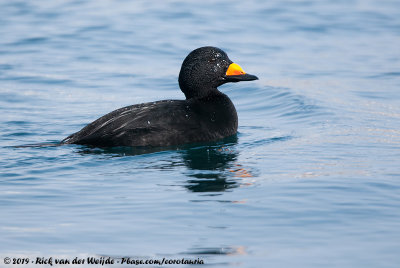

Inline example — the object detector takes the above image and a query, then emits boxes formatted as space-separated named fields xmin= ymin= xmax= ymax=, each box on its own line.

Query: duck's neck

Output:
xmin=183 ymin=86 xmax=220 ymax=99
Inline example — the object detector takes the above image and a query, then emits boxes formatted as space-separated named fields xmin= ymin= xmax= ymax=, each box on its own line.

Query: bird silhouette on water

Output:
xmin=62 ymin=46 xmax=258 ymax=147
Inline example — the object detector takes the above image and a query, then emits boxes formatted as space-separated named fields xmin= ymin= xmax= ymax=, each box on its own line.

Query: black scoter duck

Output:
xmin=62 ymin=46 xmax=258 ymax=147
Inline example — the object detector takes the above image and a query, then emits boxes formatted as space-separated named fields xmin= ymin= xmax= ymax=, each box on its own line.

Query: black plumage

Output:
xmin=62 ymin=46 xmax=258 ymax=147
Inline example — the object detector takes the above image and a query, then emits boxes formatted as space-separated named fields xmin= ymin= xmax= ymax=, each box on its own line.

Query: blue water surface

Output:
xmin=1 ymin=0 xmax=400 ymax=267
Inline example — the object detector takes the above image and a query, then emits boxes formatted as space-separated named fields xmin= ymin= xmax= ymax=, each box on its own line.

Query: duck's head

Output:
xmin=179 ymin=46 xmax=258 ymax=99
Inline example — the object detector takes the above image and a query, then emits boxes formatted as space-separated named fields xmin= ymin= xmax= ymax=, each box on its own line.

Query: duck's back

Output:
xmin=62 ymin=92 xmax=238 ymax=147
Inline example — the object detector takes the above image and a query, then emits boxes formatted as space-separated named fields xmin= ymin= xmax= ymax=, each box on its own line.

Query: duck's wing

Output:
xmin=62 ymin=100 xmax=202 ymax=147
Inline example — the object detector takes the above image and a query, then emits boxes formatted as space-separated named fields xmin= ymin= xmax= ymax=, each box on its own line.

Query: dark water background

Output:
xmin=1 ymin=0 xmax=400 ymax=267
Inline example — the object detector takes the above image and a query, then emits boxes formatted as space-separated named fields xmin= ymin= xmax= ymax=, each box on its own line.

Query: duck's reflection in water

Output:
xmin=74 ymin=135 xmax=253 ymax=193
xmin=180 ymin=137 xmax=241 ymax=192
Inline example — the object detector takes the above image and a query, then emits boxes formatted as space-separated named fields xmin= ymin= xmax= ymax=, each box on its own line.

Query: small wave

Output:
xmin=231 ymin=84 xmax=332 ymax=125
xmin=1 ymin=72 xmax=74 ymax=85
xmin=0 ymin=63 xmax=13 ymax=70
xmin=240 ymin=134 xmax=294 ymax=149
xmin=8 ymin=37 xmax=48 ymax=46
xmin=10 ymin=142 xmax=61 ymax=148
xmin=182 ymin=246 xmax=246 ymax=255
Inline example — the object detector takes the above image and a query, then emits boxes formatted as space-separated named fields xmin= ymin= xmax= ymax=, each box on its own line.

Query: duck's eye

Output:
xmin=208 ymin=58 xmax=216 ymax=63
